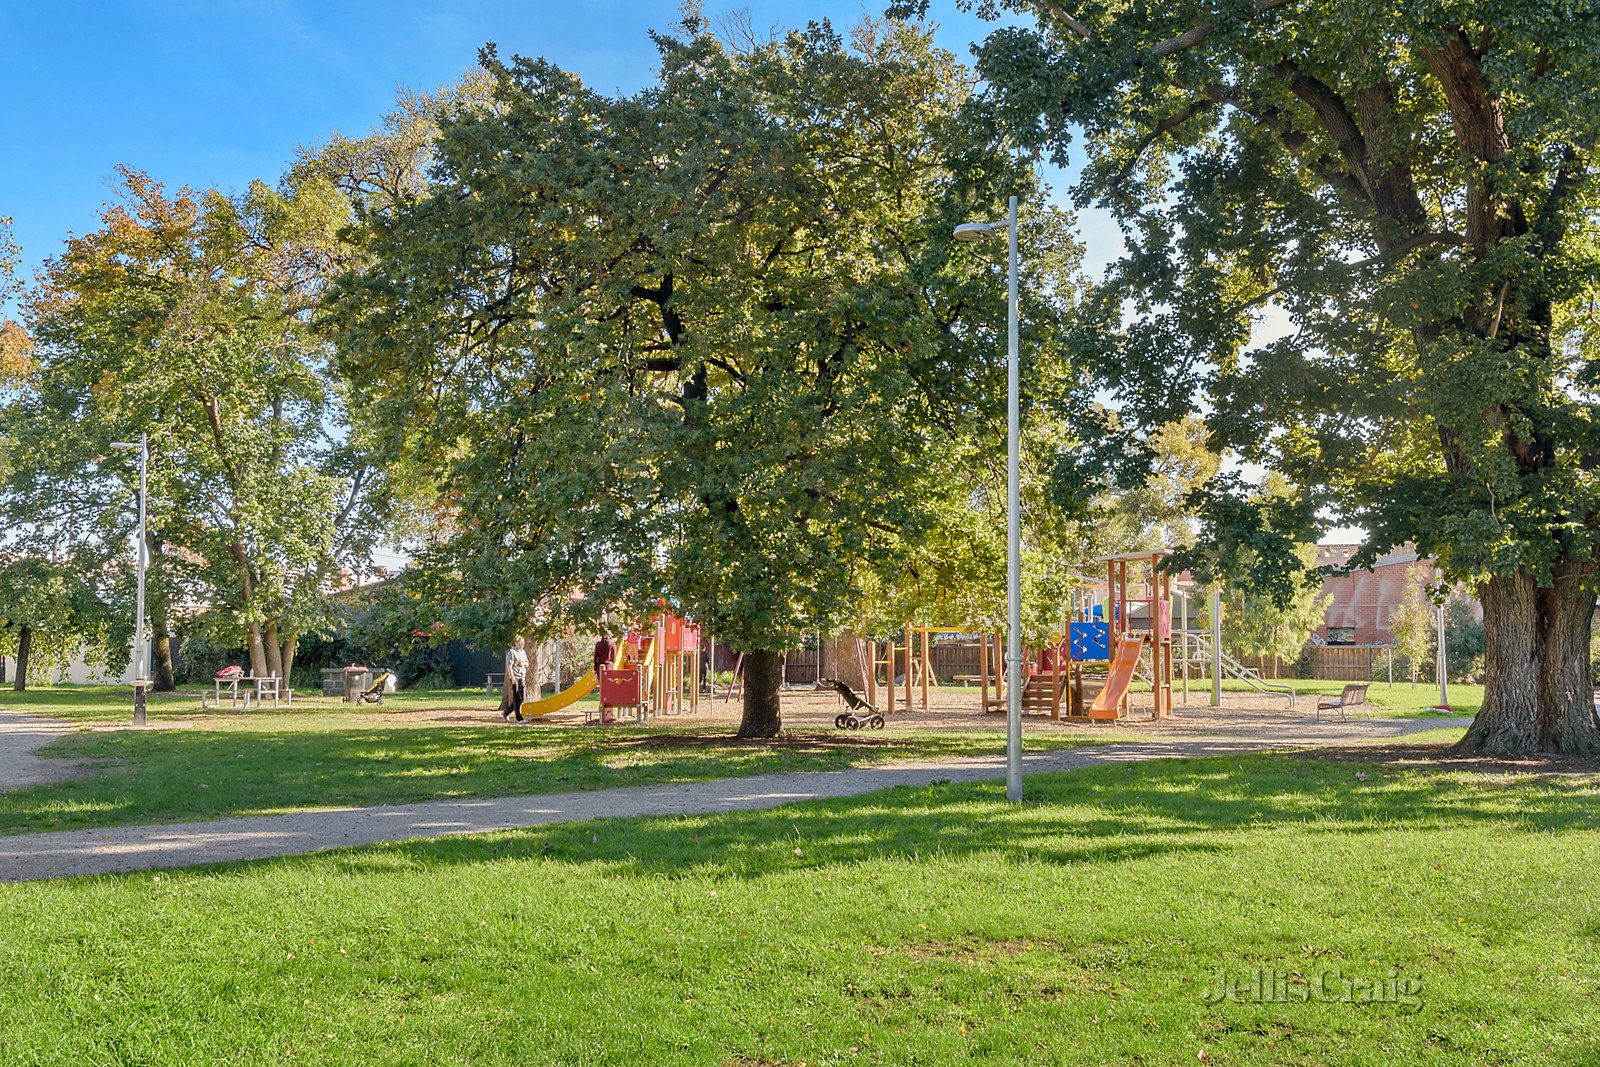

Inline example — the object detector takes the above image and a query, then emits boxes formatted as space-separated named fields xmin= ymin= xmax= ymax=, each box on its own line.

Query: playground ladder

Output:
xmin=1181 ymin=632 xmax=1297 ymax=707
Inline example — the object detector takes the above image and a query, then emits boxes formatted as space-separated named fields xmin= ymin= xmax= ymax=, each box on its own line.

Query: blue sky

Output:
xmin=1 ymin=0 xmax=1102 ymax=281
xmin=0 ymin=3 xmax=1344 ymax=544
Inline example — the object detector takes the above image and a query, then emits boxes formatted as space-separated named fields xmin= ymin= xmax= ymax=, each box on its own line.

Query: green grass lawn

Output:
xmin=0 ymin=687 xmax=1109 ymax=836
xmin=1162 ymin=677 xmax=1482 ymax=717
xmin=2 ymin=744 xmax=1596 ymax=1065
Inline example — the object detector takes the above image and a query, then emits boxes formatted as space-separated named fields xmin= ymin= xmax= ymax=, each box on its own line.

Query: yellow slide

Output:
xmin=1090 ymin=633 xmax=1147 ymax=720
xmin=520 ymin=670 xmax=600 ymax=717
xmin=520 ymin=642 xmax=628 ymax=718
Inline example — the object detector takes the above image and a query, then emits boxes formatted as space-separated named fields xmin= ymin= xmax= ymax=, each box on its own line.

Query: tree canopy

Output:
xmin=4 ymin=169 xmax=398 ymax=684
xmin=968 ymin=0 xmax=1600 ymax=753
xmin=326 ymin=18 xmax=1082 ymax=733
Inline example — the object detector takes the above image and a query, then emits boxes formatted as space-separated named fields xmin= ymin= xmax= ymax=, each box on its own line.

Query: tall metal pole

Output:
xmin=1180 ymin=589 xmax=1189 ymax=705
xmin=1005 ymin=195 xmax=1022 ymax=803
xmin=134 ymin=434 xmax=149 ymax=725
xmin=1210 ymin=588 xmax=1223 ymax=707
xmin=1437 ymin=599 xmax=1449 ymax=709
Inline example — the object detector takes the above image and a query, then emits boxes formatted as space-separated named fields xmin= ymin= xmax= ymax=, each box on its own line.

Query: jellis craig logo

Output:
xmin=1201 ymin=968 xmax=1424 ymax=1013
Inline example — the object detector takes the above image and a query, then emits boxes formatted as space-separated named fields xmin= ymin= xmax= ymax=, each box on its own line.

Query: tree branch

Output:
xmin=1095 ymin=1 xmax=1300 ymax=89
xmin=1197 ymin=83 xmax=1369 ymax=205
xmin=1106 ymin=97 xmax=1216 ymax=199
xmin=1272 ymin=60 xmax=1373 ymax=199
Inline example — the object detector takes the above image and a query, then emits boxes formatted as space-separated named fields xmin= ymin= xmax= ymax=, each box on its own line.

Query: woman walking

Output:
xmin=502 ymin=635 xmax=529 ymax=723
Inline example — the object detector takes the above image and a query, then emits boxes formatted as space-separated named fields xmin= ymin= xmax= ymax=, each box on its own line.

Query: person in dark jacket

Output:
xmin=593 ymin=632 xmax=616 ymax=723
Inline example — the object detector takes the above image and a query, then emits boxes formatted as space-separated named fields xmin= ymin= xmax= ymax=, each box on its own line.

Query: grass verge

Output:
xmin=0 ymin=752 xmax=1596 ymax=1064
xmin=0 ymin=706 xmax=1108 ymax=835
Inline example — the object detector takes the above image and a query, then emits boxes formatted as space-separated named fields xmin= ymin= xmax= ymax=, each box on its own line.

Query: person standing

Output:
xmin=592 ymin=631 xmax=616 ymax=724
xmin=503 ymin=636 xmax=529 ymax=723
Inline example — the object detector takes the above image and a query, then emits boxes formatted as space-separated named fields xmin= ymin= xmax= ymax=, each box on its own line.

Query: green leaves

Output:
xmin=3 ymin=167 xmax=391 ymax=662
xmin=327 ymin=21 xmax=1056 ymax=651
xmin=977 ymin=0 xmax=1600 ymax=594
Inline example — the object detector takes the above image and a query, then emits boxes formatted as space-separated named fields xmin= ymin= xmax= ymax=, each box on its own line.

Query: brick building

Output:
xmin=1312 ymin=544 xmax=1435 ymax=646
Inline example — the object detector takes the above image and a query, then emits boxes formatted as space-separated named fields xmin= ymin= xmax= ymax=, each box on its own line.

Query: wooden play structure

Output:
xmin=596 ymin=611 xmax=702 ymax=722
xmin=971 ymin=550 xmax=1175 ymax=722
xmin=854 ymin=625 xmax=965 ymax=715
xmin=524 ymin=610 xmax=700 ymax=723
xmin=1090 ymin=551 xmax=1174 ymax=720
xmin=974 ymin=616 xmax=1113 ymax=720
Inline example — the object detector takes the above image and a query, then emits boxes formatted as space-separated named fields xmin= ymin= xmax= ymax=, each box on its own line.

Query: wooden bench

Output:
xmin=1316 ymin=682 xmax=1370 ymax=723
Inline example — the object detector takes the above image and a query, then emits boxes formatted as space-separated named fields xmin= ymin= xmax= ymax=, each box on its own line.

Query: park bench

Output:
xmin=1316 ymin=682 xmax=1370 ymax=723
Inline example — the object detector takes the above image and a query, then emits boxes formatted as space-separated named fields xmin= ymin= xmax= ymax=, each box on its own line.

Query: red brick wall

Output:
xmin=1317 ymin=557 xmax=1433 ymax=645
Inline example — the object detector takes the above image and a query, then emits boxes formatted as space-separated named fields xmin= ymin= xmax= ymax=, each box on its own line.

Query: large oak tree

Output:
xmin=327 ymin=19 xmax=1069 ymax=736
xmin=965 ymin=0 xmax=1600 ymax=753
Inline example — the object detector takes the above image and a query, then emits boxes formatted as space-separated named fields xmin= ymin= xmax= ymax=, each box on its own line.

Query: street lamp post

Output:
xmin=111 ymin=436 xmax=149 ymax=725
xmin=955 ymin=195 xmax=1023 ymax=803
xmin=1436 ymin=598 xmax=1449 ymax=711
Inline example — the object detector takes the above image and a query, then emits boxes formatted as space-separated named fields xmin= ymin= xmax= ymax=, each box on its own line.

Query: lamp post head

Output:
xmin=953 ymin=219 xmax=1011 ymax=243
xmin=110 ymin=442 xmax=140 ymax=451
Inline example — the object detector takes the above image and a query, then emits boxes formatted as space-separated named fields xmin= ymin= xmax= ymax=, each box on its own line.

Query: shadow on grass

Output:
xmin=317 ymin=753 xmax=1600 ymax=883
xmin=0 ymin=724 xmax=1042 ymax=834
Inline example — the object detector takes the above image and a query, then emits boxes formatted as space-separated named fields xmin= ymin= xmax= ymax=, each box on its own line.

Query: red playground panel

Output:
xmin=600 ymin=668 xmax=641 ymax=707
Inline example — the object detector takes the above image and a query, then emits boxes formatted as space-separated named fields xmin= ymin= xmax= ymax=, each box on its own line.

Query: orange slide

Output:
xmin=1090 ymin=634 xmax=1147 ymax=720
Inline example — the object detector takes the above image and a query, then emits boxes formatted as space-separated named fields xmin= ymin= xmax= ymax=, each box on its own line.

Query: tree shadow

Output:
xmin=316 ymin=754 xmax=1600 ymax=883
xmin=0 ymin=723 xmax=1022 ymax=833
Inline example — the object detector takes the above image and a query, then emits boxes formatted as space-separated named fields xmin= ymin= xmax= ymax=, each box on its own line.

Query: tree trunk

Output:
xmin=246 ymin=623 xmax=268 ymax=678
xmin=736 ymin=648 xmax=784 ymax=738
xmin=280 ymin=634 xmax=298 ymax=685
xmin=150 ymin=613 xmax=176 ymax=692
xmin=263 ymin=621 xmax=284 ymax=678
xmin=13 ymin=625 xmax=31 ymax=692
xmin=145 ymin=531 xmax=176 ymax=691
xmin=1458 ymin=564 xmax=1600 ymax=756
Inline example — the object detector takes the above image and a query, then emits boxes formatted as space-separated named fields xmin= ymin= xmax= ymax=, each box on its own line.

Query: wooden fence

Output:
xmin=1303 ymin=645 xmax=1399 ymax=681
xmin=720 ymin=637 xmax=1403 ymax=687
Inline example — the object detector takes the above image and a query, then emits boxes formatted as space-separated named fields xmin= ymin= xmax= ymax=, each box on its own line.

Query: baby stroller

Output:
xmin=355 ymin=670 xmax=392 ymax=705
xmin=821 ymin=678 xmax=884 ymax=730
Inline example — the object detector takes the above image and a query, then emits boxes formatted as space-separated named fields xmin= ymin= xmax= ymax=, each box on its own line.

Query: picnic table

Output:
xmin=203 ymin=675 xmax=292 ymax=710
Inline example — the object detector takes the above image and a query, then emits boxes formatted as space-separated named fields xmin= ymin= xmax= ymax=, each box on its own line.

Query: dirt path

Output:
xmin=0 ymin=710 xmax=80 ymax=793
xmin=0 ymin=716 xmax=1470 ymax=883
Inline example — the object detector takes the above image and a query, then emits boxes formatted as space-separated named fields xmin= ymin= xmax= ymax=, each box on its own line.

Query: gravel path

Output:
xmin=0 ymin=715 xmax=1469 ymax=883
xmin=0 ymin=710 xmax=80 ymax=792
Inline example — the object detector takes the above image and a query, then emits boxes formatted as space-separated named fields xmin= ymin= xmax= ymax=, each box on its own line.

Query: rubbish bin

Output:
xmin=343 ymin=667 xmax=372 ymax=703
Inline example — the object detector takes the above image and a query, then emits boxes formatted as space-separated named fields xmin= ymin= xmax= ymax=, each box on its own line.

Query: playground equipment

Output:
xmin=1089 ymin=632 xmax=1146 ymax=718
xmin=522 ymin=610 xmax=701 ymax=721
xmin=521 ymin=644 xmax=622 ymax=717
xmin=969 ymin=551 xmax=1175 ymax=722
xmin=1175 ymin=630 xmax=1296 ymax=707
xmin=597 ymin=612 xmax=702 ymax=722
xmin=1090 ymin=551 xmax=1174 ymax=720
xmin=855 ymin=625 xmax=965 ymax=716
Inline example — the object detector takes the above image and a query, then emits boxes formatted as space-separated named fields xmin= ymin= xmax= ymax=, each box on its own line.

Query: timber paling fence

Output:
xmin=767 ymin=639 xmax=1415 ymax=690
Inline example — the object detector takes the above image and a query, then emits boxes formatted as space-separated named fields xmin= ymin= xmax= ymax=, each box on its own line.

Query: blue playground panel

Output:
xmin=1069 ymin=621 xmax=1110 ymax=661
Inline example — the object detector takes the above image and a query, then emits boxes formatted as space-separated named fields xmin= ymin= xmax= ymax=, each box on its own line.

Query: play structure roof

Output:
xmin=1092 ymin=550 xmax=1173 ymax=562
